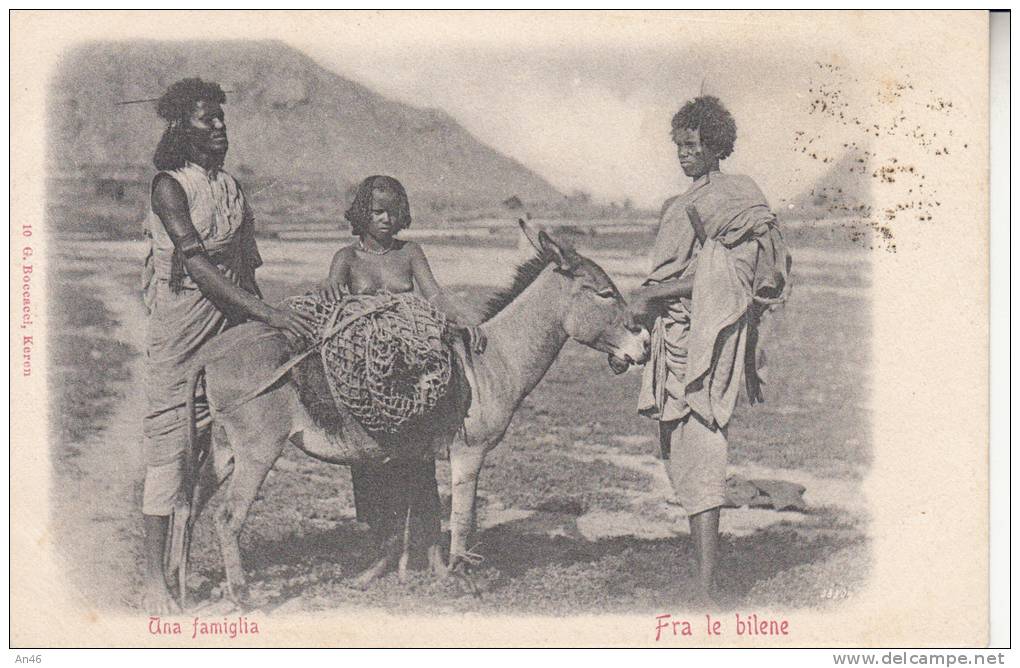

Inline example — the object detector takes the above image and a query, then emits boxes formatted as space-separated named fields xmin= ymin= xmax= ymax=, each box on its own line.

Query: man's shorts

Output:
xmin=141 ymin=280 xmax=228 ymax=516
xmin=660 ymin=414 xmax=728 ymax=516
xmin=142 ymin=401 xmax=212 ymax=515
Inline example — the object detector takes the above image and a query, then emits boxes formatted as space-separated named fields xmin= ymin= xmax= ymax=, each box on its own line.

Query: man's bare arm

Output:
xmin=627 ymin=274 xmax=695 ymax=328
xmin=636 ymin=274 xmax=695 ymax=301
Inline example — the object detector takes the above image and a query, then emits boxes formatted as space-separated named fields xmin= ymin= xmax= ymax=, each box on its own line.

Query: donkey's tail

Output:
xmin=166 ymin=362 xmax=207 ymax=606
xmin=184 ymin=363 xmax=205 ymax=475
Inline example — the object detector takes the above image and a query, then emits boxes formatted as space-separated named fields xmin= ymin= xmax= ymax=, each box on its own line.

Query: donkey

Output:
xmin=175 ymin=220 xmax=649 ymax=605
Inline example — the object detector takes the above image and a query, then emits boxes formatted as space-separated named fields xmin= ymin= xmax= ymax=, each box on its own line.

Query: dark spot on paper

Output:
xmin=796 ymin=65 xmax=969 ymax=252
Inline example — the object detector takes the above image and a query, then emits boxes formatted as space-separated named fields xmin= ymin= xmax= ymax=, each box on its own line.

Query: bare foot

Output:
xmin=192 ymin=597 xmax=240 ymax=616
xmin=142 ymin=582 xmax=181 ymax=615
xmin=690 ymin=581 xmax=724 ymax=610
xmin=226 ymin=582 xmax=252 ymax=610
xmin=351 ymin=552 xmax=398 ymax=590
xmin=447 ymin=550 xmax=484 ymax=575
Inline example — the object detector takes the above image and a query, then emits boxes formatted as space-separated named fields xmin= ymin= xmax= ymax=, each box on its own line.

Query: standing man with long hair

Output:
xmin=140 ymin=78 xmax=316 ymax=612
xmin=626 ymin=96 xmax=792 ymax=603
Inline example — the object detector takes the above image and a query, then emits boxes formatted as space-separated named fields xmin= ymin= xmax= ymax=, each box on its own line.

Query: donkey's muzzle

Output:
xmin=608 ymin=353 xmax=630 ymax=375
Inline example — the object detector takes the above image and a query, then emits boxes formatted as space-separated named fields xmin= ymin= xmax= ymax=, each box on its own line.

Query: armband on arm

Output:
xmin=168 ymin=231 xmax=206 ymax=292
xmin=177 ymin=231 xmax=207 ymax=260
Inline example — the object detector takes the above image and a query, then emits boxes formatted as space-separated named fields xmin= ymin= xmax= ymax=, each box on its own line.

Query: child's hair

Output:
xmin=670 ymin=95 xmax=737 ymax=160
xmin=344 ymin=175 xmax=412 ymax=236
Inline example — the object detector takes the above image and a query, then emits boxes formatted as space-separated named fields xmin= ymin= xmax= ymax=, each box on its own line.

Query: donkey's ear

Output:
xmin=519 ymin=218 xmax=544 ymax=254
xmin=538 ymin=230 xmax=578 ymax=273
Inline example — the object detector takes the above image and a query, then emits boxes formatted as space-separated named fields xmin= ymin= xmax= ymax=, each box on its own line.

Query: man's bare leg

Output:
xmin=663 ymin=415 xmax=726 ymax=605
xmin=689 ymin=507 xmax=720 ymax=602
xmin=142 ymin=514 xmax=180 ymax=613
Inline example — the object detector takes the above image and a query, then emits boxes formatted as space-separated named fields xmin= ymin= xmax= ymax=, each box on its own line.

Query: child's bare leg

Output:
xmin=411 ymin=458 xmax=445 ymax=576
xmin=350 ymin=462 xmax=403 ymax=587
xmin=397 ymin=458 xmax=444 ymax=578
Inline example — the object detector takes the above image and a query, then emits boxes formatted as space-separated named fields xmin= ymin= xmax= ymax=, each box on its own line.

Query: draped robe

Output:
xmin=638 ymin=171 xmax=792 ymax=428
xmin=140 ymin=162 xmax=262 ymax=513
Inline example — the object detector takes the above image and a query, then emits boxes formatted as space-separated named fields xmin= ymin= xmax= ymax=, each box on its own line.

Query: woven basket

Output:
xmin=283 ymin=292 xmax=453 ymax=434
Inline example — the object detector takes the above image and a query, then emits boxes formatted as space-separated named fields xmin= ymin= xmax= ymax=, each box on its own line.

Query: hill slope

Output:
xmin=48 ymin=40 xmax=562 ymax=207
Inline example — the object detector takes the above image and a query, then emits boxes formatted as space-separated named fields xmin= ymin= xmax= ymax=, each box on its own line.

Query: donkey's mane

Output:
xmin=480 ymin=252 xmax=552 ymax=323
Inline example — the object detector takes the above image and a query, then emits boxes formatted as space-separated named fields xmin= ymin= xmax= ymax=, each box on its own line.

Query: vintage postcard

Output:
xmin=10 ymin=10 xmax=992 ymax=647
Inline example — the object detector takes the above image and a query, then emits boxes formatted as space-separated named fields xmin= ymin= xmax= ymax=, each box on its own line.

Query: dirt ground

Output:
xmin=48 ymin=227 xmax=871 ymax=616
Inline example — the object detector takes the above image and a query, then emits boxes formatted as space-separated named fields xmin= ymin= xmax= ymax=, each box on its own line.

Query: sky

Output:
xmin=29 ymin=9 xmax=963 ymax=210
xmin=24 ymin=9 xmax=979 ymax=212
xmin=288 ymin=12 xmax=879 ymax=208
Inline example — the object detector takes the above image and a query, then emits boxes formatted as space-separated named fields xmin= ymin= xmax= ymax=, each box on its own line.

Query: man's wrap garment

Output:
xmin=638 ymin=171 xmax=792 ymax=428
xmin=140 ymin=162 xmax=262 ymax=515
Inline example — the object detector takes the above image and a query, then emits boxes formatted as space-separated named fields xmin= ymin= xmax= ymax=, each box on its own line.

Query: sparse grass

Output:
xmin=481 ymin=452 xmax=652 ymax=513
xmin=728 ymin=288 xmax=871 ymax=478
xmin=49 ymin=278 xmax=135 ymax=447
xmin=51 ymin=234 xmax=871 ymax=614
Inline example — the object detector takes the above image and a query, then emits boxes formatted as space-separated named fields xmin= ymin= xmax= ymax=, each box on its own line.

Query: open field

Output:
xmin=49 ymin=223 xmax=871 ymax=614
xmin=46 ymin=175 xmax=654 ymax=242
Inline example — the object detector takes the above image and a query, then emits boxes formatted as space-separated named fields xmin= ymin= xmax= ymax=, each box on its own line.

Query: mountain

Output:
xmin=47 ymin=40 xmax=562 ymax=207
xmin=786 ymin=151 xmax=873 ymax=219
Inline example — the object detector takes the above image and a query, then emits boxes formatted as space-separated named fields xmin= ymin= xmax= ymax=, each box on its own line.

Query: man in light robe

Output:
xmin=140 ymin=78 xmax=317 ymax=612
xmin=626 ymin=96 xmax=792 ymax=602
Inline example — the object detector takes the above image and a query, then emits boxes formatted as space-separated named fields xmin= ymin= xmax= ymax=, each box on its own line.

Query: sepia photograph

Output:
xmin=10 ymin=10 xmax=994 ymax=648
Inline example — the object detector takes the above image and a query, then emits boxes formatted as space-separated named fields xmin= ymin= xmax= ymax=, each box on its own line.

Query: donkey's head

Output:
xmin=520 ymin=220 xmax=649 ymax=366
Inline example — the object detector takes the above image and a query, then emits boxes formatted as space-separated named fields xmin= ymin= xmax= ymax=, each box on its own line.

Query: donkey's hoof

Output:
xmin=350 ymin=571 xmax=378 ymax=591
xmin=427 ymin=547 xmax=450 ymax=579
xmin=447 ymin=553 xmax=481 ymax=575
xmin=351 ymin=553 xmax=397 ymax=590
xmin=142 ymin=583 xmax=181 ymax=615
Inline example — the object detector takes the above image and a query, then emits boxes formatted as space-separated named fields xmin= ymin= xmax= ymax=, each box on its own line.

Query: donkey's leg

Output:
xmin=426 ymin=542 xmax=447 ymax=578
xmin=447 ymin=445 xmax=488 ymax=572
xmin=214 ymin=421 xmax=287 ymax=607
xmin=166 ymin=447 xmax=227 ymax=589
